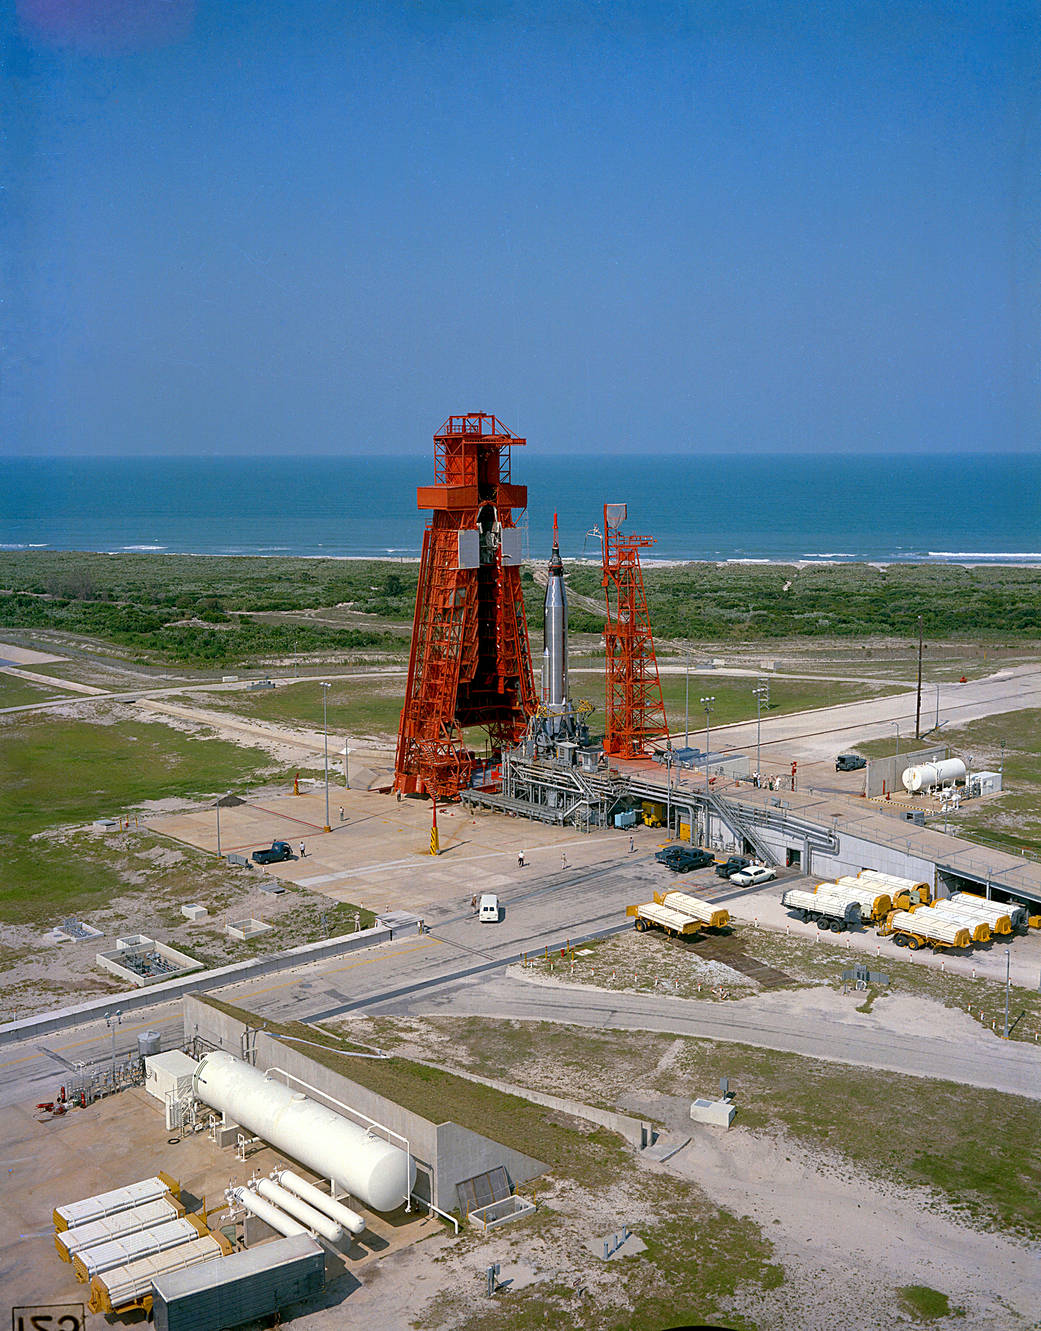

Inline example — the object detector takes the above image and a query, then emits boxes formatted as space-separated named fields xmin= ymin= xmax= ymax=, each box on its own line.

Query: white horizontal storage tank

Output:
xmin=901 ymin=758 xmax=966 ymax=793
xmin=255 ymin=1177 xmax=343 ymax=1243
xmin=657 ymin=891 xmax=729 ymax=929
xmin=194 ymin=1052 xmax=415 ymax=1213
xmin=273 ymin=1168 xmax=366 ymax=1236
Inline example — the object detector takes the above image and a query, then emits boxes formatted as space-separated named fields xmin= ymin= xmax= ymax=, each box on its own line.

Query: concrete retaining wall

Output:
xmin=865 ymin=745 xmax=946 ymax=798
xmin=414 ymin=1062 xmax=652 ymax=1149
xmin=0 ymin=925 xmax=391 ymax=1048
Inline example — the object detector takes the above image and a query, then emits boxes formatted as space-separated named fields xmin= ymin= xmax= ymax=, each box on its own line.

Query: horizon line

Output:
xmin=5 ymin=449 xmax=1038 ymax=462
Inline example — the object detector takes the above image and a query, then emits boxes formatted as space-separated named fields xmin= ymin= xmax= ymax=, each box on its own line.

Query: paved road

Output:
xmin=0 ymin=857 xmax=658 ymax=1107
xmin=705 ymin=664 xmax=1041 ymax=762
xmin=5 ymin=851 xmax=1039 ymax=1113
xmin=403 ymin=974 xmax=1041 ymax=1100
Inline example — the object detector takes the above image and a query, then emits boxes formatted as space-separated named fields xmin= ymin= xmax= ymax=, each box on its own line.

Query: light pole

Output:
xmin=106 ymin=1009 xmax=122 ymax=1082
xmin=753 ymin=680 xmax=769 ymax=786
xmin=664 ymin=746 xmax=673 ymax=838
xmin=1000 ymin=739 xmax=1006 ymax=783
xmin=215 ymin=791 xmax=230 ymax=858
xmin=321 ymin=682 xmax=331 ymax=832
xmin=700 ymin=696 xmax=715 ymax=796
xmin=933 ymin=682 xmax=940 ymax=730
xmin=890 ymin=721 xmax=900 ymax=755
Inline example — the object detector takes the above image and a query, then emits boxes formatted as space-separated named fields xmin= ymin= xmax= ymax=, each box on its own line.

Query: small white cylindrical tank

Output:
xmin=232 ymin=1186 xmax=305 ymax=1238
xmin=901 ymin=758 xmax=966 ymax=793
xmin=194 ymin=1052 xmax=415 ymax=1213
xmin=256 ymin=1177 xmax=343 ymax=1243
xmin=273 ymin=1168 xmax=366 ymax=1236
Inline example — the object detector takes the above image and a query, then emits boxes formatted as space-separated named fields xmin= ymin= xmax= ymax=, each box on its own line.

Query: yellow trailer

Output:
xmin=653 ymin=890 xmax=730 ymax=930
xmin=858 ymin=869 xmax=931 ymax=905
xmin=880 ymin=908 xmax=971 ymax=952
xmin=627 ymin=901 xmax=701 ymax=937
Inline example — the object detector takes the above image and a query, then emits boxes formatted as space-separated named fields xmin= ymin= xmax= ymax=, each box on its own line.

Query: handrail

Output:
xmin=264 ymin=1066 xmax=412 ymax=1210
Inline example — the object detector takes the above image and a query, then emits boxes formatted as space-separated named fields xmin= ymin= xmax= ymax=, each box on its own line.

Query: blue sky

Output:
xmin=5 ymin=1 xmax=1039 ymax=456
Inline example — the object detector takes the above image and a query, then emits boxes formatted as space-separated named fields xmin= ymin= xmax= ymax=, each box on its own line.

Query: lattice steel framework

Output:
xmin=601 ymin=502 xmax=669 ymax=757
xmin=394 ymin=415 xmax=536 ymax=799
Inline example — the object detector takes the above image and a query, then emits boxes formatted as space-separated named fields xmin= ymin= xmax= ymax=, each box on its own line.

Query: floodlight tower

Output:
xmin=600 ymin=502 xmax=669 ymax=757
xmin=394 ymin=415 xmax=536 ymax=800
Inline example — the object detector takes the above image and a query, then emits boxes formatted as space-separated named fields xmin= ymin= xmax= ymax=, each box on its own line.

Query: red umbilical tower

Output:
xmin=394 ymin=415 xmax=536 ymax=799
xmin=601 ymin=503 xmax=669 ymax=757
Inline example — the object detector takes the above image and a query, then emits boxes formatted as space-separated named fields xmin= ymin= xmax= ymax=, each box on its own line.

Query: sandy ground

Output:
xmin=288 ymin=993 xmax=1041 ymax=1331
xmin=0 ymin=642 xmax=67 ymax=665
xmin=663 ymin=1118 xmax=1041 ymax=1331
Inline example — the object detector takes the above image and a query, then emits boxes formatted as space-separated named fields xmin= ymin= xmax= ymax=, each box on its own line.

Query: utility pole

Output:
xmin=106 ymin=1009 xmax=122 ymax=1082
xmin=684 ymin=648 xmax=690 ymax=749
xmin=915 ymin=615 xmax=923 ymax=741
xmin=701 ymin=696 xmax=715 ymax=797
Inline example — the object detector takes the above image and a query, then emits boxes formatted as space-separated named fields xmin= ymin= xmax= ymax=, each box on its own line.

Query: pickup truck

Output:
xmin=252 ymin=841 xmax=293 ymax=865
xmin=654 ymin=846 xmax=714 ymax=873
xmin=715 ymin=855 xmax=750 ymax=878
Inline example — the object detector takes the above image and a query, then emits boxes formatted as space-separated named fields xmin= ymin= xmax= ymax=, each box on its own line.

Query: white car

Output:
xmin=478 ymin=893 xmax=501 ymax=923
xmin=729 ymin=864 xmax=776 ymax=887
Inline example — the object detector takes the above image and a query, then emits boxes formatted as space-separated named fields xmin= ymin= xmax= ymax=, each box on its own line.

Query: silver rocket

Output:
xmin=542 ymin=512 xmax=568 ymax=710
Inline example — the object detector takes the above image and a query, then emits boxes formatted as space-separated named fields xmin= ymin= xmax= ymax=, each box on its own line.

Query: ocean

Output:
xmin=2 ymin=453 xmax=1039 ymax=565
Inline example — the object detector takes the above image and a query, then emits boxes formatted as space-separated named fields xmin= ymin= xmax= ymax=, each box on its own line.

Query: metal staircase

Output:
xmin=707 ymin=790 xmax=777 ymax=865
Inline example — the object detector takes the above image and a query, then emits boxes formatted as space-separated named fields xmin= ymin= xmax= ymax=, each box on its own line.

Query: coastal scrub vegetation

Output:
xmin=1 ymin=551 xmax=1039 ymax=666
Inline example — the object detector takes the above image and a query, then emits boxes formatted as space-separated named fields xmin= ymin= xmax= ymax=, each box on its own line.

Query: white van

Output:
xmin=478 ymin=893 xmax=501 ymax=923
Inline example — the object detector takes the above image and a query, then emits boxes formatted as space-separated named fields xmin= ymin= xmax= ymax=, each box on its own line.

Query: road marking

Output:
xmin=228 ymin=939 xmax=442 ymax=1002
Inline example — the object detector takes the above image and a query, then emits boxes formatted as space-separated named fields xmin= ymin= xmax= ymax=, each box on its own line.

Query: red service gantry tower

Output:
xmin=394 ymin=415 xmax=536 ymax=800
xmin=601 ymin=502 xmax=669 ymax=758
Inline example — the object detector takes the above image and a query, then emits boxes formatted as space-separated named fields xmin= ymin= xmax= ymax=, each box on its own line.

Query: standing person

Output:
xmin=470 ymin=894 xmax=478 ymax=914
xmin=518 ymin=851 xmax=525 ymax=868
xmin=561 ymin=851 xmax=568 ymax=870
xmin=299 ymin=841 xmax=305 ymax=858
xmin=629 ymin=835 xmax=635 ymax=853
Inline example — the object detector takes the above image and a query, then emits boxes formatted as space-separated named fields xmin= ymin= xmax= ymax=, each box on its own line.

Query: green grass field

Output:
xmin=203 ymin=997 xmax=780 ymax=1331
xmin=176 ymin=669 xmax=899 ymax=744
xmin=386 ymin=1014 xmax=1041 ymax=1242
xmin=174 ymin=675 xmax=408 ymax=737
xmin=0 ymin=712 xmax=277 ymax=923
xmin=0 ymin=673 xmax=81 ymax=709
xmin=858 ymin=708 xmax=1041 ymax=856
xmin=3 ymin=551 xmax=1040 ymax=668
